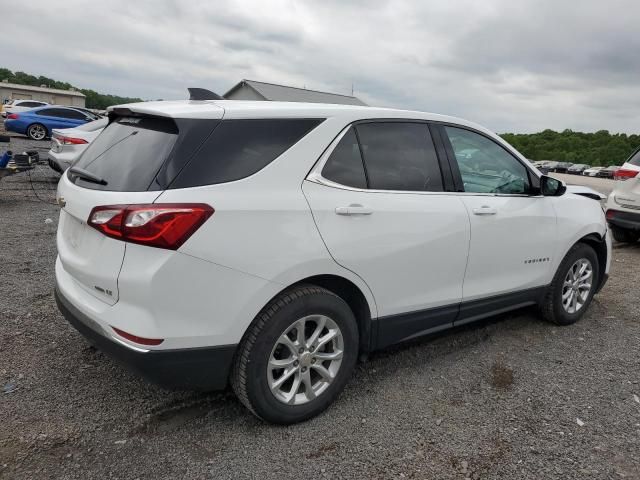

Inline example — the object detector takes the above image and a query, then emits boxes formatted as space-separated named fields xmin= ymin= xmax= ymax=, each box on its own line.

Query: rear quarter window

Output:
xmin=170 ymin=118 xmax=324 ymax=188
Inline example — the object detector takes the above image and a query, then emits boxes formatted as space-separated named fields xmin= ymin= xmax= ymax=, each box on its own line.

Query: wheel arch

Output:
xmin=283 ymin=274 xmax=376 ymax=354
xmin=575 ymin=232 xmax=608 ymax=292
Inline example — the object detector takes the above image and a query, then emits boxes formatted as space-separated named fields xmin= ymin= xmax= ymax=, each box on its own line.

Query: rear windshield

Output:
xmin=70 ymin=116 xmax=179 ymax=191
xmin=628 ymin=148 xmax=640 ymax=166
xmin=69 ymin=116 xmax=324 ymax=191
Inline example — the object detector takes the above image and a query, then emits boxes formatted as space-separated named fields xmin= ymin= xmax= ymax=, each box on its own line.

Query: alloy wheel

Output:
xmin=29 ymin=124 xmax=46 ymax=140
xmin=561 ymin=258 xmax=593 ymax=314
xmin=267 ymin=314 xmax=344 ymax=405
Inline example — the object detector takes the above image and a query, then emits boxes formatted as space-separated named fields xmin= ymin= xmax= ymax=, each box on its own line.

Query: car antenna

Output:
xmin=188 ymin=88 xmax=223 ymax=101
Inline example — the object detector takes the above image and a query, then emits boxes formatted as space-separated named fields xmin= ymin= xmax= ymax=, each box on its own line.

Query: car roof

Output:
xmin=108 ymin=100 xmax=494 ymax=136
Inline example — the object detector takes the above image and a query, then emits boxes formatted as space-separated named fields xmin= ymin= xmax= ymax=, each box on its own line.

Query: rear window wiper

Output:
xmin=69 ymin=167 xmax=108 ymax=186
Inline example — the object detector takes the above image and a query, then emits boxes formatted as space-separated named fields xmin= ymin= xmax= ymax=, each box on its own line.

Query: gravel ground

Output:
xmin=1 ymin=145 xmax=639 ymax=479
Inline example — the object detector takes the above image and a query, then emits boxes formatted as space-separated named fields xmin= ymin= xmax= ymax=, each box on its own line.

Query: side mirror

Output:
xmin=540 ymin=175 xmax=566 ymax=196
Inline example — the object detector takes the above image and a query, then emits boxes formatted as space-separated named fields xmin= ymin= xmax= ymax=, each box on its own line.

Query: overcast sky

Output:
xmin=4 ymin=0 xmax=639 ymax=133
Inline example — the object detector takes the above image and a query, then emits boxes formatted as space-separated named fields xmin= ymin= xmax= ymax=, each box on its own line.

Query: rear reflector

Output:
xmin=606 ymin=209 xmax=617 ymax=220
xmin=58 ymin=135 xmax=88 ymax=145
xmin=7 ymin=113 xmax=18 ymax=119
xmin=613 ymin=168 xmax=639 ymax=181
xmin=111 ymin=326 xmax=164 ymax=346
xmin=88 ymin=203 xmax=214 ymax=250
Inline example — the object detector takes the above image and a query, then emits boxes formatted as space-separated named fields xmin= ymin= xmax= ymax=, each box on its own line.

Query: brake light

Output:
xmin=613 ymin=168 xmax=639 ymax=181
xmin=88 ymin=203 xmax=214 ymax=250
xmin=7 ymin=113 xmax=18 ymax=119
xmin=111 ymin=326 xmax=164 ymax=346
xmin=58 ymin=136 xmax=88 ymax=145
xmin=606 ymin=209 xmax=617 ymax=220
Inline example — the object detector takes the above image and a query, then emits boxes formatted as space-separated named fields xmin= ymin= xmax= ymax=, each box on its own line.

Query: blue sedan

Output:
xmin=3 ymin=106 xmax=99 ymax=140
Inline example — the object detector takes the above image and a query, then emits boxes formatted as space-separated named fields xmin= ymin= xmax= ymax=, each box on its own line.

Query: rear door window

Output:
xmin=321 ymin=128 xmax=367 ymax=189
xmin=355 ymin=122 xmax=443 ymax=191
xmin=70 ymin=116 xmax=180 ymax=191
xmin=170 ymin=118 xmax=324 ymax=188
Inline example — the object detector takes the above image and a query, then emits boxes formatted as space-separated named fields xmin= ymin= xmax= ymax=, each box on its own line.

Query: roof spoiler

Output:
xmin=188 ymin=88 xmax=223 ymax=101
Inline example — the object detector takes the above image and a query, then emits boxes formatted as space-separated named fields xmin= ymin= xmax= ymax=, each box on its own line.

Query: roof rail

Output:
xmin=188 ymin=88 xmax=223 ymax=101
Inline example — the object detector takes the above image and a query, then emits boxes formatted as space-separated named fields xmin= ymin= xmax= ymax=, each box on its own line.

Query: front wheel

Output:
xmin=27 ymin=123 xmax=47 ymax=141
xmin=611 ymin=226 xmax=640 ymax=243
xmin=539 ymin=243 xmax=599 ymax=325
xmin=231 ymin=285 xmax=359 ymax=424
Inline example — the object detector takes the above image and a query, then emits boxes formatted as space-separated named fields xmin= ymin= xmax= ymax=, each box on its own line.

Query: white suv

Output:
xmin=54 ymin=98 xmax=611 ymax=423
xmin=605 ymin=147 xmax=640 ymax=242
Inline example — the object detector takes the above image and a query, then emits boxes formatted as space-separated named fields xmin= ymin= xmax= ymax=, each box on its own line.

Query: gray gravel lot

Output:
xmin=1 ymin=141 xmax=639 ymax=479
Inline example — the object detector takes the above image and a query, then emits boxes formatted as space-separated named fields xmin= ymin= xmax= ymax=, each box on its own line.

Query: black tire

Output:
xmin=27 ymin=123 xmax=47 ymax=141
xmin=611 ymin=226 xmax=640 ymax=243
xmin=231 ymin=285 xmax=359 ymax=424
xmin=539 ymin=243 xmax=599 ymax=326
xmin=0 ymin=134 xmax=10 ymax=143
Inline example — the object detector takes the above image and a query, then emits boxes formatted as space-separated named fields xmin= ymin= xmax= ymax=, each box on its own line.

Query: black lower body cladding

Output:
xmin=55 ymin=286 xmax=236 ymax=391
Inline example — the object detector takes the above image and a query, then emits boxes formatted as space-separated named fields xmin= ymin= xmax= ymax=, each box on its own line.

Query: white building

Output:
xmin=0 ymin=81 xmax=86 ymax=107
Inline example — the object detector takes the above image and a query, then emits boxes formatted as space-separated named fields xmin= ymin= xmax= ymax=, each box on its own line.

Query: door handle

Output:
xmin=472 ymin=205 xmax=497 ymax=216
xmin=335 ymin=204 xmax=373 ymax=216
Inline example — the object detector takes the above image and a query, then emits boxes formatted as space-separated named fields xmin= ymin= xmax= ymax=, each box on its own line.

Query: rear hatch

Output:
xmin=56 ymin=108 xmax=223 ymax=305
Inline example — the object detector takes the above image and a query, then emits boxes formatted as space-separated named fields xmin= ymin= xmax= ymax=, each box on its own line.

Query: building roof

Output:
xmin=0 ymin=82 xmax=85 ymax=97
xmin=224 ymin=79 xmax=367 ymax=106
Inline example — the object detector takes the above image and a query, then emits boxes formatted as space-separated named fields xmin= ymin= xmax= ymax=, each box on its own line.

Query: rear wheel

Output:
xmin=540 ymin=243 xmax=599 ymax=325
xmin=231 ymin=285 xmax=359 ymax=424
xmin=27 ymin=123 xmax=47 ymax=141
xmin=611 ymin=226 xmax=640 ymax=243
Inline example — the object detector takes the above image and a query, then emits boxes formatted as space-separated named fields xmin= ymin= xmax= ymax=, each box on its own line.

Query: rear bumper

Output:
xmin=55 ymin=286 xmax=236 ymax=391
xmin=607 ymin=209 xmax=640 ymax=231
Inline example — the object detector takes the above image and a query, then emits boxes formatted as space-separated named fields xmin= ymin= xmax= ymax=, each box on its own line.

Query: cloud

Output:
xmin=2 ymin=0 xmax=639 ymax=133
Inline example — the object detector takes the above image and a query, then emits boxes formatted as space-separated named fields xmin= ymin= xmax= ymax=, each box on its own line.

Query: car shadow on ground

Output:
xmin=57 ymin=304 xmax=544 ymax=431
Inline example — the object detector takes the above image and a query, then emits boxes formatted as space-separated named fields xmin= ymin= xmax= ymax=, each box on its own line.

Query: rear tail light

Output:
xmin=7 ymin=113 xmax=18 ymax=119
xmin=57 ymin=135 xmax=88 ymax=145
xmin=613 ymin=168 xmax=639 ymax=181
xmin=606 ymin=209 xmax=617 ymax=220
xmin=88 ymin=203 xmax=214 ymax=250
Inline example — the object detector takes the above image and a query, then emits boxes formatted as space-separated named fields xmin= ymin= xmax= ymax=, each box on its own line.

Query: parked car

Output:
xmin=48 ymin=118 xmax=108 ymax=173
xmin=553 ymin=162 xmax=573 ymax=173
xmin=1 ymin=99 xmax=48 ymax=118
xmin=597 ymin=166 xmax=620 ymax=178
xmin=532 ymin=161 xmax=551 ymax=174
xmin=613 ymin=146 xmax=640 ymax=181
xmin=567 ymin=163 xmax=589 ymax=175
xmin=583 ymin=166 xmax=605 ymax=177
xmin=4 ymin=106 xmax=96 ymax=140
xmin=54 ymin=97 xmax=611 ymax=424
xmin=544 ymin=161 xmax=559 ymax=172
xmin=606 ymin=170 xmax=640 ymax=243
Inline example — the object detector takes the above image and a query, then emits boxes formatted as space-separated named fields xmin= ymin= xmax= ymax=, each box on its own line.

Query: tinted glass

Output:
xmin=171 ymin=118 xmax=323 ymax=188
xmin=36 ymin=108 xmax=55 ymax=117
xmin=70 ymin=116 xmax=178 ymax=191
xmin=321 ymin=128 xmax=367 ymax=188
xmin=63 ymin=109 xmax=89 ymax=120
xmin=444 ymin=126 xmax=530 ymax=194
xmin=355 ymin=122 xmax=443 ymax=191
xmin=627 ymin=148 xmax=640 ymax=166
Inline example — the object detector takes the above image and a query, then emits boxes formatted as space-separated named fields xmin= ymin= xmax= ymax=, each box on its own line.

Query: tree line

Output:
xmin=500 ymin=129 xmax=639 ymax=166
xmin=0 ymin=67 xmax=142 ymax=110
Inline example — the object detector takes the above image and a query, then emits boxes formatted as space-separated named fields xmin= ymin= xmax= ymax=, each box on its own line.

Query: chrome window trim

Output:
xmin=306 ymin=121 xmax=544 ymax=198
